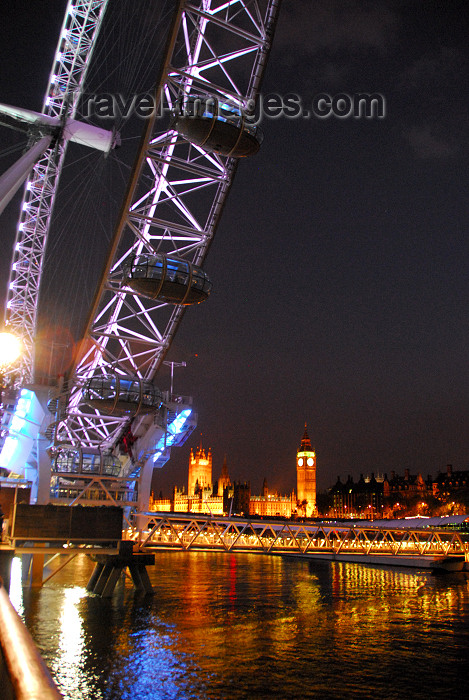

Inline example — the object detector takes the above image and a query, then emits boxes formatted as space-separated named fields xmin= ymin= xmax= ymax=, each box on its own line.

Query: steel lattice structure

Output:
xmin=4 ymin=0 xmax=109 ymax=383
xmin=1 ymin=0 xmax=281 ymax=509
xmin=55 ymin=0 xmax=281 ymax=455
xmin=136 ymin=513 xmax=468 ymax=570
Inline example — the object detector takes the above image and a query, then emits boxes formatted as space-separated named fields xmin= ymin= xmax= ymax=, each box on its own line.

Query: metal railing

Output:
xmin=0 ymin=576 xmax=62 ymax=699
xmin=136 ymin=513 xmax=469 ymax=561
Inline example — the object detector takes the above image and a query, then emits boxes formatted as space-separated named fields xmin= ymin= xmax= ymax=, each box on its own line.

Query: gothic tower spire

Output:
xmin=188 ymin=441 xmax=212 ymax=496
xmin=300 ymin=423 xmax=312 ymax=451
xmin=296 ymin=423 xmax=317 ymax=518
xmin=218 ymin=454 xmax=231 ymax=493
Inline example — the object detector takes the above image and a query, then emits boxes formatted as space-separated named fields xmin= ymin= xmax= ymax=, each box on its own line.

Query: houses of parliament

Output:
xmin=149 ymin=425 xmax=317 ymax=518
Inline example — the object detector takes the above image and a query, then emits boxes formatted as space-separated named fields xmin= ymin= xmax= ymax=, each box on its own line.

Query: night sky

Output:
xmin=1 ymin=1 xmax=469 ymax=497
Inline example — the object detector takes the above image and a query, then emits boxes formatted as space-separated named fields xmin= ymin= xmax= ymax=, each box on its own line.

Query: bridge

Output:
xmin=135 ymin=513 xmax=469 ymax=572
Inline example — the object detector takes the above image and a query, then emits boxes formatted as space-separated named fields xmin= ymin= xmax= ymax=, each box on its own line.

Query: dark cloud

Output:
xmin=404 ymin=124 xmax=466 ymax=160
xmin=276 ymin=0 xmax=399 ymax=54
xmin=270 ymin=1 xmax=400 ymax=92
xmin=400 ymin=46 xmax=466 ymax=92
xmin=398 ymin=46 xmax=469 ymax=159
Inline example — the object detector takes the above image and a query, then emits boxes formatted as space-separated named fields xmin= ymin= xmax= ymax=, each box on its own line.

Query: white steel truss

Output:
xmin=136 ymin=513 xmax=468 ymax=565
xmin=4 ymin=0 xmax=110 ymax=384
xmin=55 ymin=0 xmax=281 ymax=453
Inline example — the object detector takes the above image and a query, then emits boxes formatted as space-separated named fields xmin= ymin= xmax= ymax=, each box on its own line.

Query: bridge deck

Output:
xmin=135 ymin=513 xmax=469 ymax=572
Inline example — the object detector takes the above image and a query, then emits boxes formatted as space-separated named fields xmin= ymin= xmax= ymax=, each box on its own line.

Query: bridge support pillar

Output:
xmin=87 ymin=541 xmax=154 ymax=597
xmin=86 ymin=561 xmax=105 ymax=592
xmin=30 ymin=551 xmax=45 ymax=587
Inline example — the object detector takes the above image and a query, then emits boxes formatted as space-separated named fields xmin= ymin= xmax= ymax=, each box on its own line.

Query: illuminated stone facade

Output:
xmin=296 ymin=425 xmax=316 ymax=517
xmin=249 ymin=491 xmax=296 ymax=517
xmin=188 ymin=444 xmax=212 ymax=496
xmin=150 ymin=440 xmax=301 ymax=518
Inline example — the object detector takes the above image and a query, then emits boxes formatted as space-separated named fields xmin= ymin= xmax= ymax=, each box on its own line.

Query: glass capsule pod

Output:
xmin=123 ymin=254 xmax=212 ymax=305
xmin=172 ymin=95 xmax=263 ymax=158
xmin=52 ymin=447 xmax=122 ymax=477
xmin=82 ymin=375 xmax=163 ymax=416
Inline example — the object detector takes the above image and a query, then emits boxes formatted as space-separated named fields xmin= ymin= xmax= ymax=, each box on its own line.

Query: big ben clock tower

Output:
xmin=296 ymin=424 xmax=316 ymax=518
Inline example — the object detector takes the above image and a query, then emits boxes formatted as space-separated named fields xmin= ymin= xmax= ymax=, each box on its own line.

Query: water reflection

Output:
xmin=51 ymin=588 xmax=88 ymax=696
xmin=9 ymin=556 xmax=24 ymax=617
xmin=11 ymin=553 xmax=469 ymax=700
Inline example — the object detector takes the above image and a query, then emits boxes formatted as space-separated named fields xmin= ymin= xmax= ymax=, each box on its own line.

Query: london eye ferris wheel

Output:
xmin=0 ymin=0 xmax=281 ymax=512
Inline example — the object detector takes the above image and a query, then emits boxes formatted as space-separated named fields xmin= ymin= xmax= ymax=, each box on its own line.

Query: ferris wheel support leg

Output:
xmin=35 ymin=437 xmax=53 ymax=505
xmin=138 ymin=455 xmax=157 ymax=513
xmin=0 ymin=135 xmax=53 ymax=216
xmin=29 ymin=388 xmax=54 ymax=505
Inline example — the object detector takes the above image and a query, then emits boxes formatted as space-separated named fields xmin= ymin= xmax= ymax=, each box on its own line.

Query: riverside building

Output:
xmin=150 ymin=426 xmax=316 ymax=518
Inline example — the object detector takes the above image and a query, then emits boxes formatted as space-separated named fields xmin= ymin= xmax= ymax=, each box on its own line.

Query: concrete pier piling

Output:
xmin=87 ymin=540 xmax=155 ymax=597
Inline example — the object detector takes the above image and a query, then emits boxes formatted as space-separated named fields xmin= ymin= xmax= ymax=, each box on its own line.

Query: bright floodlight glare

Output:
xmin=0 ymin=332 xmax=22 ymax=368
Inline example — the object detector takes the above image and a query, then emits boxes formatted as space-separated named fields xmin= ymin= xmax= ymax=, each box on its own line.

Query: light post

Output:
xmin=163 ymin=360 xmax=186 ymax=398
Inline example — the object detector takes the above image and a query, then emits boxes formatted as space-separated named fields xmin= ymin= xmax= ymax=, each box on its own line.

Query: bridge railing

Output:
xmin=0 ymin=576 xmax=62 ymax=699
xmin=135 ymin=513 xmax=468 ymax=560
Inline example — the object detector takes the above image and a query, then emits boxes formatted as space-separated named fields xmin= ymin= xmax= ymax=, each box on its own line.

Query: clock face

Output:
xmin=307 ymin=457 xmax=314 ymax=467
xmin=297 ymin=458 xmax=304 ymax=466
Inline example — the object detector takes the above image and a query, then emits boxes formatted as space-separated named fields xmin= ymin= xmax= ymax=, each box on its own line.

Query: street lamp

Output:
xmin=163 ymin=360 xmax=186 ymax=397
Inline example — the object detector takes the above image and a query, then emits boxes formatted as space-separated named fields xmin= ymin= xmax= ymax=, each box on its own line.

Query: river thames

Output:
xmin=9 ymin=552 xmax=469 ymax=699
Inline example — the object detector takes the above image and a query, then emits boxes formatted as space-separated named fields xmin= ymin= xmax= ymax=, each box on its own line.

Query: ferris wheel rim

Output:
xmin=4 ymin=0 xmax=112 ymax=386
